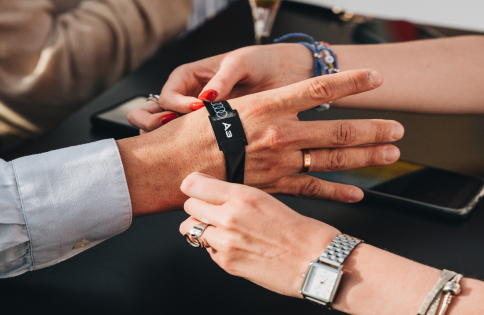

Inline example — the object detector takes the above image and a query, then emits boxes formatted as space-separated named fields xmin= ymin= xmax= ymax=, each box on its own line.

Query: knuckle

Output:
xmin=347 ymin=72 xmax=361 ymax=92
xmin=326 ymin=149 xmax=348 ymax=170
xmin=220 ymin=214 xmax=238 ymax=229
xmin=308 ymin=77 xmax=333 ymax=103
xmin=219 ymin=235 xmax=238 ymax=253
xmin=345 ymin=70 xmax=374 ymax=94
xmin=362 ymin=146 xmax=386 ymax=167
xmin=217 ymin=255 xmax=236 ymax=274
xmin=365 ymin=147 xmax=378 ymax=165
xmin=332 ymin=122 xmax=357 ymax=145
xmin=226 ymin=54 xmax=245 ymax=66
xmin=235 ymin=190 xmax=264 ymax=211
xmin=264 ymin=126 xmax=289 ymax=150
xmin=326 ymin=185 xmax=338 ymax=201
xmin=373 ymin=122 xmax=388 ymax=143
xmin=296 ymin=177 xmax=322 ymax=198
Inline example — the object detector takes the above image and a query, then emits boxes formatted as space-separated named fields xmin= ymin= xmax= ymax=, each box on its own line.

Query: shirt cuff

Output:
xmin=12 ymin=139 xmax=132 ymax=270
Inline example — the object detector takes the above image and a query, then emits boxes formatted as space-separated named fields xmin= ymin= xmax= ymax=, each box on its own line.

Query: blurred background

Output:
xmin=295 ymin=0 xmax=484 ymax=33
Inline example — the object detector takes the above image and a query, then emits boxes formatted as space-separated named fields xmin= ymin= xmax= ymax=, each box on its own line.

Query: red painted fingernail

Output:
xmin=198 ymin=89 xmax=218 ymax=102
xmin=160 ymin=113 xmax=178 ymax=125
xmin=190 ymin=102 xmax=205 ymax=111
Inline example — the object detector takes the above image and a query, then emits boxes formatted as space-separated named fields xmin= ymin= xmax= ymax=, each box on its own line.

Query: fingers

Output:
xmin=241 ymin=69 xmax=382 ymax=113
xmin=180 ymin=172 xmax=236 ymax=205
xmin=164 ymin=93 xmax=203 ymax=113
xmin=127 ymin=101 xmax=179 ymax=132
xmin=272 ymin=175 xmax=364 ymax=203
xmin=183 ymin=197 xmax=225 ymax=227
xmin=199 ymin=57 xmax=248 ymax=102
xmin=307 ymin=144 xmax=400 ymax=172
xmin=293 ymin=119 xmax=404 ymax=149
xmin=157 ymin=64 xmax=206 ymax=113
xmin=179 ymin=216 xmax=201 ymax=236
xmin=158 ymin=57 xmax=224 ymax=113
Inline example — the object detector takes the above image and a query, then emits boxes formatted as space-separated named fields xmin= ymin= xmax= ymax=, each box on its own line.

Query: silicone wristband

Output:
xmin=203 ymin=101 xmax=248 ymax=184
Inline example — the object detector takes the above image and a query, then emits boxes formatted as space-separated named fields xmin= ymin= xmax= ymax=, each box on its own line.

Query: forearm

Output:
xmin=116 ymin=114 xmax=224 ymax=217
xmin=332 ymin=244 xmax=484 ymax=314
xmin=331 ymin=36 xmax=484 ymax=113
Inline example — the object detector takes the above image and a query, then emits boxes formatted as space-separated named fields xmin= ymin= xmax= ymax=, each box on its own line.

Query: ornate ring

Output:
xmin=300 ymin=149 xmax=311 ymax=174
xmin=185 ymin=222 xmax=211 ymax=248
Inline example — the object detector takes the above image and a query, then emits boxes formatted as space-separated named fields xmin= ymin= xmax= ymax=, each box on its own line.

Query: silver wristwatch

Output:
xmin=301 ymin=234 xmax=363 ymax=307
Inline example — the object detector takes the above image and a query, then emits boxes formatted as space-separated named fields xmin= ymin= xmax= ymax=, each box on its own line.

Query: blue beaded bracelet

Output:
xmin=274 ymin=33 xmax=338 ymax=111
xmin=274 ymin=33 xmax=339 ymax=76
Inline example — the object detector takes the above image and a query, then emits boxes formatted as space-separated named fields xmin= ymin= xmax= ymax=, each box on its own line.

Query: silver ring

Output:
xmin=315 ymin=101 xmax=332 ymax=111
xmin=147 ymin=94 xmax=165 ymax=112
xmin=147 ymin=94 xmax=159 ymax=103
xmin=185 ymin=222 xmax=211 ymax=248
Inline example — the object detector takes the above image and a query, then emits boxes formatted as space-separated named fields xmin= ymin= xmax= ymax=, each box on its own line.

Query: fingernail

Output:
xmin=368 ymin=71 xmax=383 ymax=86
xmin=349 ymin=189 xmax=364 ymax=203
xmin=199 ymin=89 xmax=218 ymax=102
xmin=160 ymin=112 xmax=178 ymax=125
xmin=391 ymin=123 xmax=405 ymax=140
xmin=190 ymin=102 xmax=205 ymax=111
xmin=384 ymin=146 xmax=400 ymax=163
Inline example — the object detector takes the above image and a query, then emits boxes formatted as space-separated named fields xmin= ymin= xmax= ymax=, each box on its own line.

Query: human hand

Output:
xmin=179 ymin=172 xmax=339 ymax=297
xmin=127 ymin=44 xmax=313 ymax=132
xmin=127 ymin=98 xmax=179 ymax=135
xmin=117 ymin=69 xmax=404 ymax=216
xmin=179 ymin=174 xmax=483 ymax=315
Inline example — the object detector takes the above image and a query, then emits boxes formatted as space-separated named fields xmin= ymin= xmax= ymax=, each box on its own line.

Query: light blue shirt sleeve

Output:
xmin=0 ymin=139 xmax=132 ymax=278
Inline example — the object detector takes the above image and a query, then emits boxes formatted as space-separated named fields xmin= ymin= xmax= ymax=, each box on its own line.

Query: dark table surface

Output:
xmin=3 ymin=2 xmax=484 ymax=314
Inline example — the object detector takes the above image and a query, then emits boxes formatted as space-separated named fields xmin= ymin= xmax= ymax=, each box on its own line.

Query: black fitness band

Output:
xmin=203 ymin=101 xmax=248 ymax=184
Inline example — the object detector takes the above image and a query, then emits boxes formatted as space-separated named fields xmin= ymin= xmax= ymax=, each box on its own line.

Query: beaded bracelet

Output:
xmin=274 ymin=33 xmax=338 ymax=111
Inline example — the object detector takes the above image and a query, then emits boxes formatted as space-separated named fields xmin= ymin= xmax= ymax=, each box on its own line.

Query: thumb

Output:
xmin=199 ymin=58 xmax=248 ymax=102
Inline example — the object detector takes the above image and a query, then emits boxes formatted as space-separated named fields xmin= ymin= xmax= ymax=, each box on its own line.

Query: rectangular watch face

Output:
xmin=302 ymin=263 xmax=342 ymax=303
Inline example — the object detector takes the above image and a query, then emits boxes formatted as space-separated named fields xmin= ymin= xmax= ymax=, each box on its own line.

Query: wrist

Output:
xmin=274 ymin=43 xmax=313 ymax=81
xmin=117 ymin=109 xmax=225 ymax=217
xmin=331 ymin=243 xmax=441 ymax=314
xmin=292 ymin=223 xmax=340 ymax=298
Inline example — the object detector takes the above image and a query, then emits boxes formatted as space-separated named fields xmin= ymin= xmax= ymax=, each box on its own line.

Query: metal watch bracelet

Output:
xmin=320 ymin=234 xmax=363 ymax=268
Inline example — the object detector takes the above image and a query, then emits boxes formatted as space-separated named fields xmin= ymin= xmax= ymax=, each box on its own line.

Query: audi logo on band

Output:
xmin=211 ymin=102 xmax=228 ymax=118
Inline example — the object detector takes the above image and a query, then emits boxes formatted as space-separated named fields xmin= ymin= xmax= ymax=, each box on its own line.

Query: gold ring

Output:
xmin=300 ymin=149 xmax=311 ymax=174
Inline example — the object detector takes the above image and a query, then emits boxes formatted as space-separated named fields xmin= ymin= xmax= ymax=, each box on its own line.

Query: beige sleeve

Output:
xmin=0 ymin=0 xmax=191 ymax=150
